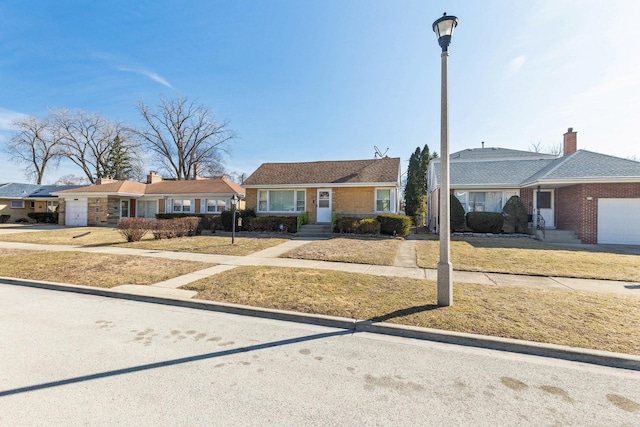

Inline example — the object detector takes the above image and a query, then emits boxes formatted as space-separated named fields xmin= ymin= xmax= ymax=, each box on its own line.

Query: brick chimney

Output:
xmin=147 ymin=171 xmax=162 ymax=184
xmin=95 ymin=177 xmax=117 ymax=185
xmin=563 ymin=127 xmax=577 ymax=156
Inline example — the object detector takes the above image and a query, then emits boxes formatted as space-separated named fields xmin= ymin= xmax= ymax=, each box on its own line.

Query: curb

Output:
xmin=3 ymin=276 xmax=640 ymax=371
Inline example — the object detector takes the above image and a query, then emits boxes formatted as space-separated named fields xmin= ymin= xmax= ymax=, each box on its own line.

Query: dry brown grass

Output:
xmin=416 ymin=238 xmax=640 ymax=281
xmin=183 ymin=266 xmax=640 ymax=355
xmin=0 ymin=250 xmax=213 ymax=288
xmin=282 ymin=237 xmax=401 ymax=265
xmin=0 ymin=227 xmax=288 ymax=256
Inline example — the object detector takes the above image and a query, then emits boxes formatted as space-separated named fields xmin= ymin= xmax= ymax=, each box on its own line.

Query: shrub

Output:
xmin=297 ymin=211 xmax=309 ymax=231
xmin=466 ymin=212 xmax=504 ymax=233
xmin=331 ymin=212 xmax=341 ymax=233
xmin=502 ymin=195 xmax=528 ymax=233
xmin=0 ymin=215 xmax=10 ymax=223
xmin=248 ymin=216 xmax=297 ymax=232
xmin=357 ymin=218 xmax=381 ymax=234
xmin=450 ymin=194 xmax=466 ymax=232
xmin=220 ymin=209 xmax=255 ymax=231
xmin=117 ymin=217 xmax=149 ymax=242
xmin=336 ymin=217 xmax=360 ymax=233
xmin=156 ymin=213 xmax=211 ymax=234
xmin=376 ymin=213 xmax=412 ymax=237
xmin=27 ymin=212 xmax=58 ymax=223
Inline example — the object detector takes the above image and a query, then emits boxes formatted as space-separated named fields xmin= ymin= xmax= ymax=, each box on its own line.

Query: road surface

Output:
xmin=0 ymin=282 xmax=638 ymax=426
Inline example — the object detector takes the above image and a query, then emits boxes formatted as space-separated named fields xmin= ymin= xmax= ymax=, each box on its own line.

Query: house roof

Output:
xmin=430 ymin=147 xmax=640 ymax=188
xmin=243 ymin=157 xmax=401 ymax=187
xmin=0 ymin=183 xmax=82 ymax=199
xmin=54 ymin=177 xmax=245 ymax=197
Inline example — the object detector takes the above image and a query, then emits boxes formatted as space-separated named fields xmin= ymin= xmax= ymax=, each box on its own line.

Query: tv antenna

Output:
xmin=374 ymin=146 xmax=389 ymax=159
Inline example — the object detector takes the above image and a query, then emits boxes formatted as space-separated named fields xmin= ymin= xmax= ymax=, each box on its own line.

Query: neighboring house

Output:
xmin=242 ymin=157 xmax=401 ymax=223
xmin=427 ymin=128 xmax=640 ymax=245
xmin=0 ymin=183 xmax=83 ymax=223
xmin=54 ymin=172 xmax=245 ymax=227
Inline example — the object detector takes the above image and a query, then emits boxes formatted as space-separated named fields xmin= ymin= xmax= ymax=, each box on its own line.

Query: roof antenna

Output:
xmin=374 ymin=146 xmax=389 ymax=159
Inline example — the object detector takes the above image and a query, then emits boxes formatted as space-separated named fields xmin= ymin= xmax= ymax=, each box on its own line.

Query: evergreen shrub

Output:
xmin=466 ymin=212 xmax=504 ymax=233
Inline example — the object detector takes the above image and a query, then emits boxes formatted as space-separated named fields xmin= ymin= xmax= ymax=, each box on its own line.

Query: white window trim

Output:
xmin=375 ymin=188 xmax=396 ymax=213
xmin=257 ymin=189 xmax=306 ymax=213
xmin=168 ymin=198 xmax=194 ymax=214
xmin=10 ymin=200 xmax=25 ymax=209
xmin=120 ymin=200 xmax=130 ymax=218
xmin=203 ymin=198 xmax=229 ymax=213
xmin=454 ymin=190 xmax=520 ymax=214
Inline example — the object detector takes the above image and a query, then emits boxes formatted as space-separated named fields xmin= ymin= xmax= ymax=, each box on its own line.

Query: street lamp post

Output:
xmin=433 ymin=13 xmax=458 ymax=307
xmin=230 ymin=193 xmax=239 ymax=245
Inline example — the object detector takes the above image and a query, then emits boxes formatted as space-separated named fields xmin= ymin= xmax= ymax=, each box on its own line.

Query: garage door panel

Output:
xmin=598 ymin=199 xmax=640 ymax=245
xmin=65 ymin=199 xmax=87 ymax=227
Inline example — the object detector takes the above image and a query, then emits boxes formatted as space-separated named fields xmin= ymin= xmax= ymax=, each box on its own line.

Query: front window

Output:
xmin=257 ymin=190 xmax=305 ymax=213
xmin=172 ymin=199 xmax=192 ymax=213
xmin=206 ymin=199 xmax=227 ymax=213
xmin=46 ymin=201 xmax=58 ymax=213
xmin=376 ymin=189 xmax=391 ymax=212
xmin=10 ymin=201 xmax=24 ymax=209
xmin=120 ymin=200 xmax=130 ymax=218
xmin=454 ymin=191 xmax=517 ymax=213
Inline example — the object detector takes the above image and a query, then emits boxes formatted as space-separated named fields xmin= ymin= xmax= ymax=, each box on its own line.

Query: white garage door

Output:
xmin=65 ymin=198 xmax=88 ymax=227
xmin=598 ymin=198 xmax=640 ymax=244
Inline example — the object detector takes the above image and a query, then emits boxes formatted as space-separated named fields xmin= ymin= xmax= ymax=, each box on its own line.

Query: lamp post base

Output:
xmin=437 ymin=261 xmax=453 ymax=306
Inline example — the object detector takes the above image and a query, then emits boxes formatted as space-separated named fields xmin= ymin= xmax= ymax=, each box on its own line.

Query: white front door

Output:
xmin=534 ymin=189 xmax=554 ymax=228
xmin=316 ymin=189 xmax=332 ymax=223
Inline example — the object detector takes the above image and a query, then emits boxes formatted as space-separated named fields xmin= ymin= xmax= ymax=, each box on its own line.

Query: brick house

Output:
xmin=54 ymin=172 xmax=245 ymax=227
xmin=242 ymin=158 xmax=401 ymax=223
xmin=427 ymin=128 xmax=640 ymax=244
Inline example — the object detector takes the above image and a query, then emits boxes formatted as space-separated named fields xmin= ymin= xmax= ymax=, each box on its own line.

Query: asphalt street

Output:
xmin=1 ymin=283 xmax=639 ymax=426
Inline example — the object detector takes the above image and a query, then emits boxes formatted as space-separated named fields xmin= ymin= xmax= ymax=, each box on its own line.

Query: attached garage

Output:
xmin=598 ymin=198 xmax=640 ymax=244
xmin=64 ymin=198 xmax=88 ymax=227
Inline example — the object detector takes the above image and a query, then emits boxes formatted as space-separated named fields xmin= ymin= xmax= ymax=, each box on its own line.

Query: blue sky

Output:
xmin=1 ymin=0 xmax=639 ymax=184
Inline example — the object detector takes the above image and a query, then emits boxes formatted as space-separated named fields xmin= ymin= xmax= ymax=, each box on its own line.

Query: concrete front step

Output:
xmin=296 ymin=223 xmax=332 ymax=239
xmin=539 ymin=229 xmax=582 ymax=244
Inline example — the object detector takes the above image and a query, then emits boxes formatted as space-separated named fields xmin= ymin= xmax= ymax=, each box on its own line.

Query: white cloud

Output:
xmin=508 ymin=55 xmax=526 ymax=75
xmin=117 ymin=66 xmax=175 ymax=89
xmin=0 ymin=108 xmax=26 ymax=131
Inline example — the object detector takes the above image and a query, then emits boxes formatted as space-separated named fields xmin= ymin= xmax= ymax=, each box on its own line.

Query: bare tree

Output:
xmin=6 ymin=115 xmax=63 ymax=184
xmin=53 ymin=174 xmax=92 ymax=185
xmin=52 ymin=109 xmax=142 ymax=183
xmin=529 ymin=141 xmax=562 ymax=156
xmin=134 ymin=96 xmax=235 ymax=180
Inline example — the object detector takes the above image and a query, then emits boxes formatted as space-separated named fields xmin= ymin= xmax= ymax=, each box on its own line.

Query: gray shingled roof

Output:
xmin=522 ymin=150 xmax=640 ymax=184
xmin=0 ymin=183 xmax=84 ymax=199
xmin=243 ymin=158 xmax=400 ymax=186
xmin=431 ymin=148 xmax=640 ymax=188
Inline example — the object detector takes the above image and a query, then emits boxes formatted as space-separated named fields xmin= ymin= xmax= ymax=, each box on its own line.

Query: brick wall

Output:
xmin=556 ymin=183 xmax=640 ymax=243
xmin=0 ymin=199 xmax=34 ymax=222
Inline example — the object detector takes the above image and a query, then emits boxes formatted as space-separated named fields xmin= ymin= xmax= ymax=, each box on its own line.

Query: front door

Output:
xmin=316 ymin=189 xmax=332 ymax=223
xmin=535 ymin=189 xmax=554 ymax=228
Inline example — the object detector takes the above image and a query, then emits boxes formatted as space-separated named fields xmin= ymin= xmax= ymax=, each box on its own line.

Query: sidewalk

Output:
xmin=0 ymin=239 xmax=637 ymax=299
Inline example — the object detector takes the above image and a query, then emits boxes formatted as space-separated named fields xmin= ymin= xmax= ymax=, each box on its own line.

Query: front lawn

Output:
xmin=183 ymin=266 xmax=640 ymax=355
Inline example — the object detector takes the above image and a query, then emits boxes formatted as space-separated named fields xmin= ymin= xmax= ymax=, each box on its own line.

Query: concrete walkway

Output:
xmin=0 ymin=239 xmax=638 ymax=300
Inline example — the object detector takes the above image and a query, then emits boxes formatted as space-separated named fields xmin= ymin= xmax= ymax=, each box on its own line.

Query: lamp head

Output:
xmin=433 ymin=13 xmax=458 ymax=52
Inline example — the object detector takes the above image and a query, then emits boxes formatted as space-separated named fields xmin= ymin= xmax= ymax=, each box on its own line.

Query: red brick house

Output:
xmin=242 ymin=158 xmax=401 ymax=223
xmin=427 ymin=128 xmax=640 ymax=244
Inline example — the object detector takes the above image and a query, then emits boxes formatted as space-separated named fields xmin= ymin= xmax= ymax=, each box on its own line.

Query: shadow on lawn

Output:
xmin=367 ymin=304 xmax=440 ymax=323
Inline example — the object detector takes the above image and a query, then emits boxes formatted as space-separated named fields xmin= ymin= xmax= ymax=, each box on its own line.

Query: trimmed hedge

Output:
xmin=220 ymin=209 xmax=256 ymax=231
xmin=247 ymin=216 xmax=297 ymax=232
xmin=502 ymin=195 xmax=528 ymax=233
xmin=336 ymin=217 xmax=360 ymax=233
xmin=376 ymin=213 xmax=412 ymax=237
xmin=27 ymin=212 xmax=58 ymax=223
xmin=156 ymin=213 xmax=212 ymax=235
xmin=0 ymin=215 xmax=9 ymax=223
xmin=357 ymin=218 xmax=381 ymax=235
xmin=450 ymin=194 xmax=466 ymax=232
xmin=466 ymin=211 xmax=504 ymax=233
xmin=117 ymin=217 xmax=149 ymax=242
